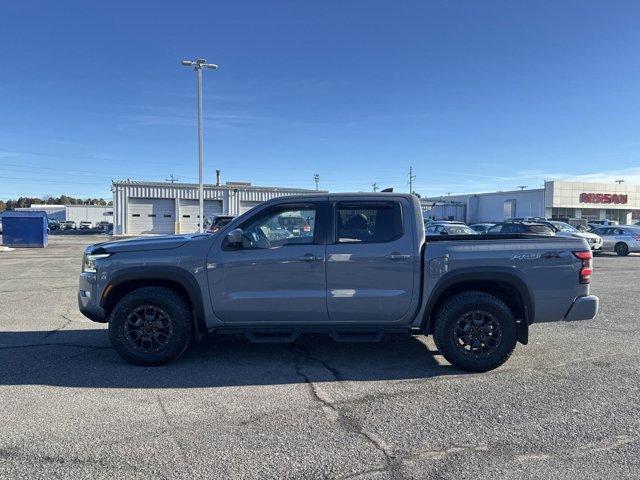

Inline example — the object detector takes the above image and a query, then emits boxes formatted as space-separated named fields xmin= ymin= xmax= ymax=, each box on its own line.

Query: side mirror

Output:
xmin=226 ymin=228 xmax=243 ymax=246
xmin=440 ymin=230 xmax=448 ymax=235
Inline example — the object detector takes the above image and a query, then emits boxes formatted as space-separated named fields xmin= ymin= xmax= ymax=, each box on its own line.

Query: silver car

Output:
xmin=546 ymin=221 xmax=603 ymax=251
xmin=590 ymin=226 xmax=640 ymax=256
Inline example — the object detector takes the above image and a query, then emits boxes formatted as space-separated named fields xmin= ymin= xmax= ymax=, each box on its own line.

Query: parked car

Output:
xmin=79 ymin=221 xmax=93 ymax=229
xmin=47 ymin=219 xmax=61 ymax=231
xmin=96 ymin=221 xmax=113 ymax=232
xmin=589 ymin=226 xmax=640 ymax=256
xmin=487 ymin=221 xmax=555 ymax=235
xmin=588 ymin=219 xmax=619 ymax=229
xmin=79 ymin=193 xmax=598 ymax=372
xmin=469 ymin=223 xmax=496 ymax=234
xmin=543 ymin=221 xmax=603 ymax=251
xmin=62 ymin=220 xmax=77 ymax=230
xmin=204 ymin=215 xmax=236 ymax=233
xmin=425 ymin=221 xmax=478 ymax=235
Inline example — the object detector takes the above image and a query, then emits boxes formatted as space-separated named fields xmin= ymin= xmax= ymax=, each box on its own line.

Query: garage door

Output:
xmin=239 ymin=201 xmax=262 ymax=215
xmin=128 ymin=199 xmax=175 ymax=235
xmin=179 ymin=199 xmax=223 ymax=233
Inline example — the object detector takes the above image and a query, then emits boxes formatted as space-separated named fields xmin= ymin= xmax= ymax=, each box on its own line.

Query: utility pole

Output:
xmin=517 ymin=185 xmax=528 ymax=191
xmin=165 ymin=174 xmax=179 ymax=184
xmin=372 ymin=183 xmax=378 ymax=192
xmin=181 ymin=58 xmax=218 ymax=232
xmin=314 ymin=174 xmax=320 ymax=191
xmin=408 ymin=166 xmax=416 ymax=195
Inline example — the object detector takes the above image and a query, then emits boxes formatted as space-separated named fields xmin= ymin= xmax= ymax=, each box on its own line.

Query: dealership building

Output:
xmin=424 ymin=181 xmax=640 ymax=225
xmin=111 ymin=180 xmax=320 ymax=235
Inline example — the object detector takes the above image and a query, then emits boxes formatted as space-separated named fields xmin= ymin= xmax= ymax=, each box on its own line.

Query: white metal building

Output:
xmin=15 ymin=205 xmax=66 ymax=221
xmin=16 ymin=204 xmax=113 ymax=226
xmin=425 ymin=181 xmax=640 ymax=224
xmin=112 ymin=180 xmax=321 ymax=235
xmin=66 ymin=205 xmax=113 ymax=226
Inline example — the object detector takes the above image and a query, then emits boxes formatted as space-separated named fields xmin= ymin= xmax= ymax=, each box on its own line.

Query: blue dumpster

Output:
xmin=1 ymin=210 xmax=49 ymax=248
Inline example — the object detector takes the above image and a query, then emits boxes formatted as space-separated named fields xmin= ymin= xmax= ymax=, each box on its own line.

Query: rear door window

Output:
xmin=335 ymin=202 xmax=402 ymax=243
xmin=527 ymin=225 xmax=553 ymax=234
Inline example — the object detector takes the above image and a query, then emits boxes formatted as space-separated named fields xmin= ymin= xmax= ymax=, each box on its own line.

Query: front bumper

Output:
xmin=78 ymin=272 xmax=107 ymax=323
xmin=564 ymin=295 xmax=599 ymax=321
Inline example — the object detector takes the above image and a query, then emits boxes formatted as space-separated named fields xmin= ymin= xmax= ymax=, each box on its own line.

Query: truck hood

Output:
xmin=86 ymin=234 xmax=208 ymax=254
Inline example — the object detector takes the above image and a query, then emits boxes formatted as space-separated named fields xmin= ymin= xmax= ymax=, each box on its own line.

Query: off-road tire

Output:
xmin=108 ymin=287 xmax=192 ymax=366
xmin=433 ymin=291 xmax=517 ymax=372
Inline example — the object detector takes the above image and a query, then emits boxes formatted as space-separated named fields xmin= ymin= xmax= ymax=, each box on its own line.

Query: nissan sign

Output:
xmin=579 ymin=193 xmax=628 ymax=204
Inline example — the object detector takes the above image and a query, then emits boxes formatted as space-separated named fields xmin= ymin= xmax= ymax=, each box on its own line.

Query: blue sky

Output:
xmin=1 ymin=1 xmax=639 ymax=200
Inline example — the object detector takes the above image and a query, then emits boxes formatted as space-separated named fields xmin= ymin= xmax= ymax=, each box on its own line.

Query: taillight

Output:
xmin=573 ymin=250 xmax=593 ymax=284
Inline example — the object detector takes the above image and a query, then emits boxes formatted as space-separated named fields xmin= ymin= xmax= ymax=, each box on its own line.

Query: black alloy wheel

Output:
xmin=453 ymin=310 xmax=502 ymax=356
xmin=124 ymin=305 xmax=174 ymax=353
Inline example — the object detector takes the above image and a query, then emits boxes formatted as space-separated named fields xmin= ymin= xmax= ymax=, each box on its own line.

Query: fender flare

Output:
xmin=423 ymin=267 xmax=534 ymax=333
xmin=100 ymin=266 xmax=207 ymax=334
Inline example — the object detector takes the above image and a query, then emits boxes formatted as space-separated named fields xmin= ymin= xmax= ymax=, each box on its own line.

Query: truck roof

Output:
xmin=265 ymin=192 xmax=417 ymax=202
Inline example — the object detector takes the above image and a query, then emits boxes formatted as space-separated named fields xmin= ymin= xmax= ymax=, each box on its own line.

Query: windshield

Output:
xmin=447 ymin=225 xmax=477 ymax=235
xmin=550 ymin=221 xmax=578 ymax=233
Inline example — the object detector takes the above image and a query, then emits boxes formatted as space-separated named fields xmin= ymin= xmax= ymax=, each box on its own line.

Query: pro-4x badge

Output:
xmin=511 ymin=252 xmax=541 ymax=260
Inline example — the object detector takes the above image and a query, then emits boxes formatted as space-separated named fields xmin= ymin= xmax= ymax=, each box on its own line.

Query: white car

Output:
xmin=547 ymin=221 xmax=603 ymax=251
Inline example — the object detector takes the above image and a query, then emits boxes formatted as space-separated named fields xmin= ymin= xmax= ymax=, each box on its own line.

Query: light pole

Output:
xmin=181 ymin=58 xmax=218 ymax=232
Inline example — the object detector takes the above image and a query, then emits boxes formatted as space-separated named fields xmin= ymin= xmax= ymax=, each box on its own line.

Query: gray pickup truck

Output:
xmin=78 ymin=193 xmax=598 ymax=372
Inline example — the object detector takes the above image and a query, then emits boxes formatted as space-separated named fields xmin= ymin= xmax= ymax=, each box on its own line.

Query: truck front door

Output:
xmin=325 ymin=199 xmax=416 ymax=324
xmin=207 ymin=202 xmax=328 ymax=324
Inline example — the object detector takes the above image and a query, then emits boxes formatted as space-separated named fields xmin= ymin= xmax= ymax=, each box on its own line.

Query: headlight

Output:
xmin=83 ymin=253 xmax=110 ymax=273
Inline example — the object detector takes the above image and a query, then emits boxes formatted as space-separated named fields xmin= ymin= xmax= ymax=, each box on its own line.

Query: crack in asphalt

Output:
xmin=156 ymin=394 xmax=194 ymax=478
xmin=43 ymin=313 xmax=75 ymax=338
xmin=289 ymin=346 xmax=404 ymax=479
xmin=516 ymin=434 xmax=638 ymax=462
xmin=0 ymin=444 xmax=142 ymax=473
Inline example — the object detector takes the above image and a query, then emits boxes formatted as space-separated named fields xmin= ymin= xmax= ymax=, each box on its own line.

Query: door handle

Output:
xmin=298 ymin=254 xmax=318 ymax=262
xmin=386 ymin=253 xmax=411 ymax=261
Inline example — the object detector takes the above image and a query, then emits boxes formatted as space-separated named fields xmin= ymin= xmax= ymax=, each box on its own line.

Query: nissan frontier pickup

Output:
xmin=79 ymin=193 xmax=598 ymax=371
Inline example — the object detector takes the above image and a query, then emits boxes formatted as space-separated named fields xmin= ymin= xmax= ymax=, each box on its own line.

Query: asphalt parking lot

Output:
xmin=0 ymin=235 xmax=638 ymax=479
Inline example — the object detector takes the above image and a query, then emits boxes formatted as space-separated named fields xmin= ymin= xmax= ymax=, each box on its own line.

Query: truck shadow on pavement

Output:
xmin=0 ymin=329 xmax=461 ymax=389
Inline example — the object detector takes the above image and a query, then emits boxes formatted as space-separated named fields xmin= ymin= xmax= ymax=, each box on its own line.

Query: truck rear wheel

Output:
xmin=433 ymin=291 xmax=517 ymax=372
xmin=108 ymin=287 xmax=192 ymax=366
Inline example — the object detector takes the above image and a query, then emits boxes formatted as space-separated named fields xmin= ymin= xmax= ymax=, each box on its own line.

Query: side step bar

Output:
xmin=245 ymin=329 xmax=301 ymax=343
xmin=243 ymin=328 xmax=390 ymax=344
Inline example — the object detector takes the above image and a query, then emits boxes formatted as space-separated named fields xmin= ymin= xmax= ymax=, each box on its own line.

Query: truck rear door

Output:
xmin=325 ymin=198 xmax=416 ymax=323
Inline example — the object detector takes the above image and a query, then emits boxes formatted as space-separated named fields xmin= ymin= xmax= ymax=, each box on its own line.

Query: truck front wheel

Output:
xmin=433 ymin=291 xmax=517 ymax=372
xmin=108 ymin=287 xmax=192 ymax=366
